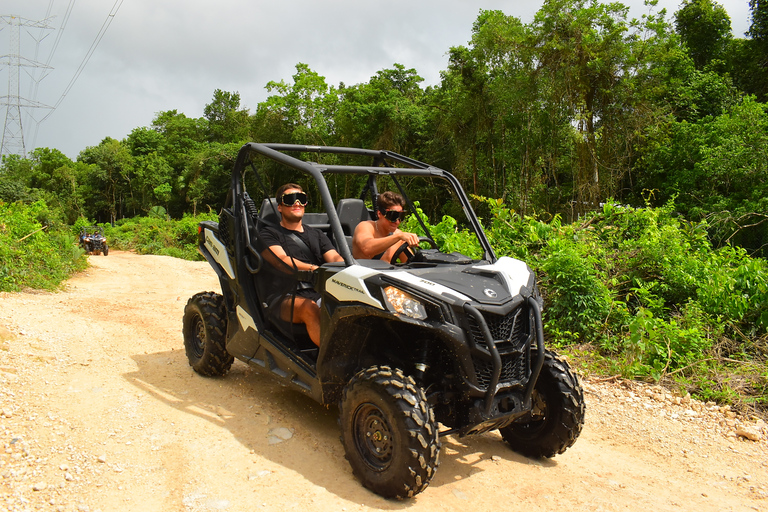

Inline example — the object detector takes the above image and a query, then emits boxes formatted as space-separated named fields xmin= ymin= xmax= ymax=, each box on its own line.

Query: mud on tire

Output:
xmin=500 ymin=350 xmax=585 ymax=458
xmin=339 ymin=366 xmax=440 ymax=499
xmin=182 ymin=291 xmax=233 ymax=377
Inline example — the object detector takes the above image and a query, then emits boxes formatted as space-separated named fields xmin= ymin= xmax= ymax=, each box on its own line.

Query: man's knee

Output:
xmin=296 ymin=298 xmax=320 ymax=322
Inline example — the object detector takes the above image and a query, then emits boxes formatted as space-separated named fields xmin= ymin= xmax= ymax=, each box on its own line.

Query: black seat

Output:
xmin=336 ymin=198 xmax=371 ymax=251
xmin=258 ymin=197 xmax=281 ymax=226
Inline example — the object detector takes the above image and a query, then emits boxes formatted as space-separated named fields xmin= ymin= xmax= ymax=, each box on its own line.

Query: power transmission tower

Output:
xmin=0 ymin=15 xmax=53 ymax=159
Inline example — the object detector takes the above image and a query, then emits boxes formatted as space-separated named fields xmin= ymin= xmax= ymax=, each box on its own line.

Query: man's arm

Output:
xmin=323 ymin=248 xmax=344 ymax=263
xmin=263 ymin=244 xmax=319 ymax=272
xmin=352 ymin=221 xmax=419 ymax=259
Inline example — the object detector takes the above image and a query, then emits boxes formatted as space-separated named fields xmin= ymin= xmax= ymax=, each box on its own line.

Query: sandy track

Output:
xmin=0 ymin=251 xmax=766 ymax=512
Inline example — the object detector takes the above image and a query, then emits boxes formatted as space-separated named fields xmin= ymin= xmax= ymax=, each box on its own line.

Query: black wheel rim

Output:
xmin=518 ymin=389 xmax=549 ymax=437
xmin=191 ymin=316 xmax=205 ymax=359
xmin=352 ymin=403 xmax=393 ymax=471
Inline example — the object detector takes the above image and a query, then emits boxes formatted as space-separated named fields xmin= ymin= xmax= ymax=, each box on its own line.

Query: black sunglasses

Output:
xmin=380 ymin=209 xmax=406 ymax=222
xmin=280 ymin=192 xmax=308 ymax=207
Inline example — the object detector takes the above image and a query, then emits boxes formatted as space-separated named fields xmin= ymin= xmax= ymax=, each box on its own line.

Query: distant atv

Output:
xmin=79 ymin=226 xmax=108 ymax=255
xmin=183 ymin=143 xmax=585 ymax=499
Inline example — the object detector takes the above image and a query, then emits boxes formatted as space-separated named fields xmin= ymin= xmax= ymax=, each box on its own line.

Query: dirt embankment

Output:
xmin=0 ymin=251 xmax=766 ymax=512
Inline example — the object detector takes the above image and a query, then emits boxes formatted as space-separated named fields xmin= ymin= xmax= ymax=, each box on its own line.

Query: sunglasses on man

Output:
xmin=380 ymin=209 xmax=407 ymax=222
xmin=280 ymin=192 xmax=309 ymax=207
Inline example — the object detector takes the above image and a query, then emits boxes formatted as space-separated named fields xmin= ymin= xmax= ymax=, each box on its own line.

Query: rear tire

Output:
xmin=182 ymin=291 xmax=233 ymax=376
xmin=339 ymin=366 xmax=440 ymax=499
xmin=500 ymin=350 xmax=585 ymax=458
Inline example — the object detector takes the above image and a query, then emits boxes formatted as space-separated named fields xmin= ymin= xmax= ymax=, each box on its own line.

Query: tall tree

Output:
xmin=78 ymin=138 xmax=134 ymax=223
xmin=336 ymin=64 xmax=427 ymax=155
xmin=257 ymin=63 xmax=340 ymax=146
xmin=750 ymin=0 xmax=768 ymax=46
xmin=531 ymin=0 xmax=637 ymax=211
xmin=746 ymin=0 xmax=768 ymax=100
xmin=204 ymin=90 xmax=250 ymax=144
xmin=126 ymin=127 xmax=174 ymax=215
xmin=674 ymin=0 xmax=733 ymax=70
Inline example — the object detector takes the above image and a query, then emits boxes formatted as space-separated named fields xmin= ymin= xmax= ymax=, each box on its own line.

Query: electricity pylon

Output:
xmin=0 ymin=15 xmax=53 ymax=159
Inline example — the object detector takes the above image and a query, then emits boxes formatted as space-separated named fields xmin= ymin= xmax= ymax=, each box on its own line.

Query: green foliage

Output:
xmin=258 ymin=63 xmax=340 ymax=146
xmin=103 ymin=212 xmax=217 ymax=260
xmin=400 ymin=202 xmax=483 ymax=258
xmin=204 ymin=89 xmax=250 ymax=144
xmin=637 ymin=96 xmax=768 ymax=256
xmin=696 ymin=247 xmax=768 ymax=333
xmin=540 ymin=237 xmax=613 ymax=337
xmin=335 ymin=64 xmax=427 ymax=156
xmin=675 ymin=0 xmax=732 ymax=69
xmin=148 ymin=206 xmax=168 ymax=220
xmin=0 ymin=201 xmax=87 ymax=292
xmin=475 ymin=196 xmax=767 ymax=411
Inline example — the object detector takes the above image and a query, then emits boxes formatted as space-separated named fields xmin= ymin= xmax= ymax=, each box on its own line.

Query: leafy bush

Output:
xmin=0 ymin=200 xmax=87 ymax=292
xmin=102 ymin=212 xmax=218 ymax=260
xmin=474 ymin=196 xmax=767 ymax=413
xmin=401 ymin=202 xmax=483 ymax=258
xmin=540 ymin=237 xmax=613 ymax=337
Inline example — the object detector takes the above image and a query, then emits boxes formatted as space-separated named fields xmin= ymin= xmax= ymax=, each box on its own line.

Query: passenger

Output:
xmin=260 ymin=183 xmax=343 ymax=346
xmin=352 ymin=191 xmax=420 ymax=262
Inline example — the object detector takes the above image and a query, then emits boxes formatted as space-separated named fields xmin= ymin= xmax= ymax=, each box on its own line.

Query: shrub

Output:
xmin=102 ymin=212 xmax=218 ymax=261
xmin=473 ymin=196 xmax=767 ymax=412
xmin=0 ymin=200 xmax=87 ymax=292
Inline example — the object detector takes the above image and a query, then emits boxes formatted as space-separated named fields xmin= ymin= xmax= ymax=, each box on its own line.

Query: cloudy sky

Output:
xmin=1 ymin=0 xmax=754 ymax=159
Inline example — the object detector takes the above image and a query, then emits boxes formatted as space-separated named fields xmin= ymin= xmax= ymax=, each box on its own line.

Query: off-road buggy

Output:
xmin=78 ymin=226 xmax=108 ymax=255
xmin=182 ymin=143 xmax=585 ymax=499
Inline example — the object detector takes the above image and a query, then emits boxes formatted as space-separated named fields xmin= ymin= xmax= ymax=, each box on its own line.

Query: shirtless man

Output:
xmin=352 ymin=191 xmax=420 ymax=262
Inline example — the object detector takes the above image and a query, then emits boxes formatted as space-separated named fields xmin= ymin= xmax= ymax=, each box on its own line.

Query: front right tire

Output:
xmin=339 ymin=366 xmax=440 ymax=499
xmin=499 ymin=350 xmax=585 ymax=458
xmin=182 ymin=291 xmax=233 ymax=377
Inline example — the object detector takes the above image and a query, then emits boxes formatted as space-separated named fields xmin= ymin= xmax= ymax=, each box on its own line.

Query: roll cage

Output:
xmin=228 ymin=142 xmax=497 ymax=265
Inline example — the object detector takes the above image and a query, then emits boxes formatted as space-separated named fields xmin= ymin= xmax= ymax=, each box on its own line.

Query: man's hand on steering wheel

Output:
xmin=398 ymin=231 xmax=420 ymax=248
xmin=390 ymin=236 xmax=438 ymax=265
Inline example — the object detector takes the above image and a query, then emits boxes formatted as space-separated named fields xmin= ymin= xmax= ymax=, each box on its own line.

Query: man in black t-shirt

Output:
xmin=260 ymin=183 xmax=343 ymax=346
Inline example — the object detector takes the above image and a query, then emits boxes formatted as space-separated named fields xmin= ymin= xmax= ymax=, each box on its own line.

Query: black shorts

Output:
xmin=295 ymin=288 xmax=321 ymax=303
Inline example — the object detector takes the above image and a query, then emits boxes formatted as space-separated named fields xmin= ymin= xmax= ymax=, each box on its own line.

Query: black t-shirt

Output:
xmin=260 ymin=224 xmax=335 ymax=266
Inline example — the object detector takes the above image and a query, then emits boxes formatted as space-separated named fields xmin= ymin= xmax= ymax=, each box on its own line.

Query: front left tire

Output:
xmin=339 ymin=366 xmax=440 ymax=499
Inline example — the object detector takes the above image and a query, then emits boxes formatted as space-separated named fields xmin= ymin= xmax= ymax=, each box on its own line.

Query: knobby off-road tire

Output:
xmin=500 ymin=350 xmax=585 ymax=458
xmin=182 ymin=291 xmax=233 ymax=377
xmin=103 ymin=244 xmax=108 ymax=256
xmin=339 ymin=366 xmax=440 ymax=499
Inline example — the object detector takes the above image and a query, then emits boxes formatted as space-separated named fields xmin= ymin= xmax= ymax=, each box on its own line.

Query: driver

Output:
xmin=352 ymin=191 xmax=420 ymax=262
xmin=260 ymin=183 xmax=344 ymax=346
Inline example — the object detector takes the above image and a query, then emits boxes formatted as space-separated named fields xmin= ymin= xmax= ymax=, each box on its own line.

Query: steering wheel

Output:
xmin=390 ymin=236 xmax=438 ymax=265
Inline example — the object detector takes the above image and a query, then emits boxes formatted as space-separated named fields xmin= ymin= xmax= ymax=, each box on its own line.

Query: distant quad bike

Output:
xmin=183 ymin=143 xmax=585 ymax=499
xmin=79 ymin=226 xmax=108 ymax=255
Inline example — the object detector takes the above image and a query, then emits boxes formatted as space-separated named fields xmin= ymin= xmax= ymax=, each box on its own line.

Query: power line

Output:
xmin=1 ymin=1 xmax=122 ymax=157
xmin=0 ymin=15 xmax=54 ymax=158
xmin=37 ymin=0 xmax=124 ymax=124
xmin=29 ymin=0 xmax=76 ymax=100
xmin=29 ymin=0 xmax=78 ymax=148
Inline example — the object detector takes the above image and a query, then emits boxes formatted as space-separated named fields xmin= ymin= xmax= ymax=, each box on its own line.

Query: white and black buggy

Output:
xmin=182 ymin=143 xmax=585 ymax=499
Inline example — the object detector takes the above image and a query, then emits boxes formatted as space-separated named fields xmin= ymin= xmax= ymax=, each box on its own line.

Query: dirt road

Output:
xmin=0 ymin=251 xmax=766 ymax=512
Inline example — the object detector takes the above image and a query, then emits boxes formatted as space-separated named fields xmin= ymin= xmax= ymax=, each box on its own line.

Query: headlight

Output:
xmin=383 ymin=286 xmax=427 ymax=320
